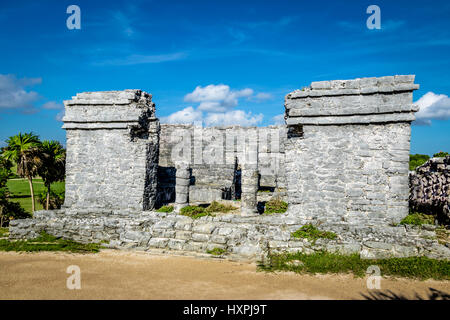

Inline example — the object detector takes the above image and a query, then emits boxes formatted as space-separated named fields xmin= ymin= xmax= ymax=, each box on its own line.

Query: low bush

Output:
xmin=37 ymin=189 xmax=65 ymax=210
xmin=400 ymin=212 xmax=435 ymax=226
xmin=291 ymin=224 xmax=337 ymax=243
xmin=156 ymin=205 xmax=174 ymax=213
xmin=207 ymin=247 xmax=227 ymax=256
xmin=180 ymin=206 xmax=212 ymax=219
xmin=264 ymin=198 xmax=288 ymax=214
xmin=433 ymin=151 xmax=449 ymax=158
xmin=0 ymin=227 xmax=8 ymax=237
xmin=205 ymin=201 xmax=237 ymax=213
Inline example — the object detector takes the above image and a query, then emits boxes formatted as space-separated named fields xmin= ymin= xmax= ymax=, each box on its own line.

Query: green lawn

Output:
xmin=6 ymin=178 xmax=65 ymax=213
xmin=0 ymin=231 xmax=101 ymax=253
xmin=260 ymin=251 xmax=450 ymax=280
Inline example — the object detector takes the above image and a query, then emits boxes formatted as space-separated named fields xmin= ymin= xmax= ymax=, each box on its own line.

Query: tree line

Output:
xmin=410 ymin=151 xmax=449 ymax=171
xmin=0 ymin=132 xmax=65 ymax=226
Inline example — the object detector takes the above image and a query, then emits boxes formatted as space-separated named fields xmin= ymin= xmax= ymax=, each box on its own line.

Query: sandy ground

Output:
xmin=0 ymin=250 xmax=448 ymax=300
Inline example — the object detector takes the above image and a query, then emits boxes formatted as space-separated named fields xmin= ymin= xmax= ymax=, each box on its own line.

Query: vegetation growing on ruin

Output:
xmin=205 ymin=201 xmax=237 ymax=213
xmin=179 ymin=206 xmax=211 ymax=219
xmin=264 ymin=198 xmax=288 ymax=214
xmin=207 ymin=247 xmax=227 ymax=256
xmin=409 ymin=154 xmax=430 ymax=170
xmin=291 ymin=224 xmax=337 ymax=243
xmin=156 ymin=205 xmax=174 ymax=213
xmin=433 ymin=151 xmax=449 ymax=158
xmin=0 ymin=231 xmax=101 ymax=253
xmin=179 ymin=201 xmax=237 ymax=219
xmin=259 ymin=251 xmax=450 ymax=280
xmin=400 ymin=212 xmax=435 ymax=226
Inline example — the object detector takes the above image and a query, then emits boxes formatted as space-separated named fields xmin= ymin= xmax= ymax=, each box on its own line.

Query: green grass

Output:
xmin=205 ymin=201 xmax=237 ymax=213
xmin=156 ymin=205 xmax=174 ymax=213
xmin=400 ymin=212 xmax=435 ymax=226
xmin=6 ymin=178 xmax=65 ymax=213
xmin=291 ymin=224 xmax=337 ymax=244
xmin=264 ymin=198 xmax=288 ymax=214
xmin=259 ymin=251 xmax=450 ymax=280
xmin=207 ymin=247 xmax=227 ymax=256
xmin=179 ymin=201 xmax=236 ymax=219
xmin=0 ymin=231 xmax=101 ymax=253
xmin=179 ymin=206 xmax=212 ymax=219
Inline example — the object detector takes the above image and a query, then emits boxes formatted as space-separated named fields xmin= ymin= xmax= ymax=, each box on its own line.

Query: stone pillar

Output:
xmin=284 ymin=75 xmax=419 ymax=225
xmin=62 ymin=90 xmax=160 ymax=212
xmin=175 ymin=162 xmax=190 ymax=212
xmin=241 ymin=133 xmax=259 ymax=216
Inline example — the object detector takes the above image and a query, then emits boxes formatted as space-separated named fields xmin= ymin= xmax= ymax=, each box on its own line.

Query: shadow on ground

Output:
xmin=361 ymin=288 xmax=450 ymax=300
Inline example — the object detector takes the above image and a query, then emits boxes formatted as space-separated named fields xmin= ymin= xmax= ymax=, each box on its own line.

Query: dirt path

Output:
xmin=0 ymin=250 xmax=448 ymax=300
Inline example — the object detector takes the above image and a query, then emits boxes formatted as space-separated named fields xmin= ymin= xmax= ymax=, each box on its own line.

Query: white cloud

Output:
xmin=205 ymin=110 xmax=263 ymax=126
xmin=413 ymin=91 xmax=450 ymax=125
xmin=162 ymin=84 xmax=265 ymax=127
xmin=253 ymin=92 xmax=273 ymax=101
xmin=55 ymin=109 xmax=65 ymax=122
xmin=160 ymin=106 xmax=203 ymax=124
xmin=185 ymin=84 xmax=253 ymax=113
xmin=95 ymin=52 xmax=186 ymax=66
xmin=271 ymin=113 xmax=285 ymax=125
xmin=42 ymin=101 xmax=64 ymax=110
xmin=0 ymin=74 xmax=41 ymax=112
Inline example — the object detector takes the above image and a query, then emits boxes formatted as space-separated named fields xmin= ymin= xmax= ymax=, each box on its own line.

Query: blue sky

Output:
xmin=0 ymin=0 xmax=449 ymax=155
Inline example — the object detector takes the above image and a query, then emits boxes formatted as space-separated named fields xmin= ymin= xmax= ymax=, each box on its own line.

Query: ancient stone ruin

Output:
xmin=410 ymin=156 xmax=450 ymax=224
xmin=9 ymin=75 xmax=450 ymax=260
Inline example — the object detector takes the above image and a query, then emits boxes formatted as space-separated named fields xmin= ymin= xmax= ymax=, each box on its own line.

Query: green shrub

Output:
xmin=433 ymin=151 xmax=449 ymax=158
xmin=264 ymin=198 xmax=288 ymax=214
xmin=400 ymin=212 xmax=435 ymax=226
xmin=205 ymin=201 xmax=237 ymax=213
xmin=207 ymin=247 xmax=226 ymax=256
xmin=409 ymin=154 xmax=430 ymax=170
xmin=291 ymin=224 xmax=337 ymax=243
xmin=37 ymin=189 xmax=65 ymax=210
xmin=179 ymin=205 xmax=212 ymax=219
xmin=0 ymin=227 xmax=8 ymax=237
xmin=156 ymin=205 xmax=174 ymax=213
xmin=260 ymin=251 xmax=450 ymax=280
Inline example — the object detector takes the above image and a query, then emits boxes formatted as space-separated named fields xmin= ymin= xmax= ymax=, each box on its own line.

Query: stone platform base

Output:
xmin=9 ymin=209 xmax=450 ymax=261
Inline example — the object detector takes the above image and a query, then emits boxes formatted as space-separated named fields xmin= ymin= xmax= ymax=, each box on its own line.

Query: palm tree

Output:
xmin=2 ymin=132 xmax=42 ymax=212
xmin=38 ymin=140 xmax=66 ymax=210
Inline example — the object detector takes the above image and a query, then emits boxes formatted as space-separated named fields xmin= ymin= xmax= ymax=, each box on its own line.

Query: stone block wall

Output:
xmin=409 ymin=156 xmax=450 ymax=223
xmin=62 ymin=90 xmax=160 ymax=211
xmin=285 ymin=75 xmax=419 ymax=225
xmin=157 ymin=124 xmax=286 ymax=204
xmin=10 ymin=209 xmax=449 ymax=261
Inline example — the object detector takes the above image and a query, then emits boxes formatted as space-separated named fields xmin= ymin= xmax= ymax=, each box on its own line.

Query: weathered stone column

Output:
xmin=284 ymin=75 xmax=419 ymax=225
xmin=241 ymin=133 xmax=259 ymax=216
xmin=175 ymin=162 xmax=190 ymax=212
xmin=62 ymin=90 xmax=160 ymax=212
